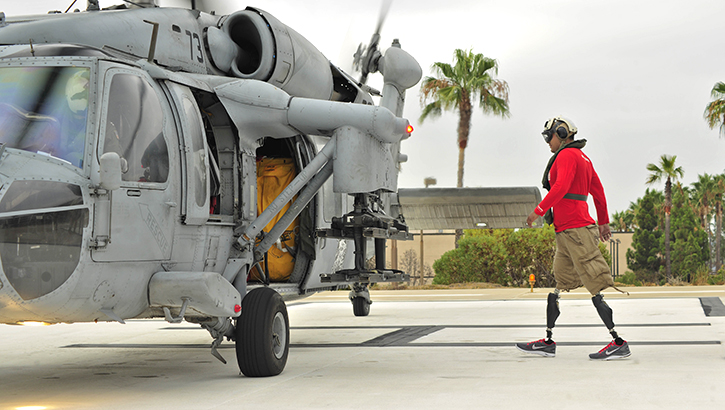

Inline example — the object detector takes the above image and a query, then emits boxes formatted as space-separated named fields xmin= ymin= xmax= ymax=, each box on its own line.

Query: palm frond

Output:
xmin=647 ymin=155 xmax=684 ymax=185
xmin=646 ymin=163 xmax=662 ymax=173
xmin=419 ymin=101 xmax=443 ymax=123
xmin=645 ymin=174 xmax=661 ymax=185
xmin=710 ymin=81 xmax=725 ymax=99
xmin=704 ymin=98 xmax=725 ymax=137
xmin=432 ymin=62 xmax=456 ymax=82
xmin=420 ymin=77 xmax=453 ymax=100
xmin=478 ymin=93 xmax=510 ymax=117
xmin=704 ymin=82 xmax=725 ymax=138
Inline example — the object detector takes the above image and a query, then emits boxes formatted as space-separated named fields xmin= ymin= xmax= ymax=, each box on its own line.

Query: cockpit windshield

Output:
xmin=0 ymin=66 xmax=89 ymax=168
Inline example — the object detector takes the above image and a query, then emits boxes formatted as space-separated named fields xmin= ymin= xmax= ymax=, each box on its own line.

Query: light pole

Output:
xmin=615 ymin=239 xmax=621 ymax=277
xmin=609 ymin=238 xmax=621 ymax=278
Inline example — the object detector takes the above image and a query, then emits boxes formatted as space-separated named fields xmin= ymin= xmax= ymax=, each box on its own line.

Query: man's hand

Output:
xmin=598 ymin=224 xmax=612 ymax=242
xmin=526 ymin=211 xmax=539 ymax=227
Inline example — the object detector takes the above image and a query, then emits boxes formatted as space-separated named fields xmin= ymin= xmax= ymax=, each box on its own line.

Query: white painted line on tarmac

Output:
xmin=637 ymin=290 xmax=724 ymax=294
xmin=374 ymin=294 xmax=487 ymax=298
xmin=565 ymin=290 xmax=725 ymax=295
xmin=311 ymin=293 xmax=487 ymax=298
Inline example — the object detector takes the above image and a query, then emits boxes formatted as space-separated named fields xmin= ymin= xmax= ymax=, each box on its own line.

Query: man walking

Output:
xmin=516 ymin=116 xmax=631 ymax=360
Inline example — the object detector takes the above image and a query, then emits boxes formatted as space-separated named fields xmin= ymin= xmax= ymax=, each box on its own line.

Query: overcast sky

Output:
xmin=4 ymin=0 xmax=725 ymax=217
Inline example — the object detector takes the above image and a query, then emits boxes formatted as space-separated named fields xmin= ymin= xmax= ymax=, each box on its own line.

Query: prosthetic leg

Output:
xmin=589 ymin=293 xmax=631 ymax=359
xmin=545 ymin=290 xmax=560 ymax=342
xmin=515 ymin=290 xmax=560 ymax=356
xmin=592 ymin=293 xmax=624 ymax=345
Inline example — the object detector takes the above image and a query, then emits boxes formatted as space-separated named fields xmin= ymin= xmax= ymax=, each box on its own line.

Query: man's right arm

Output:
xmin=532 ymin=151 xmax=576 ymax=219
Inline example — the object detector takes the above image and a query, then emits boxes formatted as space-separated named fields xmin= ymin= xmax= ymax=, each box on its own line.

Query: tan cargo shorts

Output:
xmin=553 ymin=224 xmax=614 ymax=295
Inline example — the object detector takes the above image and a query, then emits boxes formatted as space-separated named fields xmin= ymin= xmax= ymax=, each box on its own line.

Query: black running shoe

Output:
xmin=589 ymin=339 xmax=631 ymax=360
xmin=515 ymin=339 xmax=556 ymax=357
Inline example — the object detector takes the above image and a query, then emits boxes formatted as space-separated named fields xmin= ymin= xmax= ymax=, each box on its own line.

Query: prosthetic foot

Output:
xmin=515 ymin=290 xmax=560 ymax=356
xmin=591 ymin=293 xmax=630 ymax=359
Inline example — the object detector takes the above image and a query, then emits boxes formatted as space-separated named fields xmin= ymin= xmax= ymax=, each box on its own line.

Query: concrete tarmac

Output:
xmin=1 ymin=286 xmax=724 ymax=410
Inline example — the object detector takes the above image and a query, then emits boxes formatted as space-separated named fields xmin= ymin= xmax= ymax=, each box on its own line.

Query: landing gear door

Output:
xmin=165 ymin=82 xmax=209 ymax=225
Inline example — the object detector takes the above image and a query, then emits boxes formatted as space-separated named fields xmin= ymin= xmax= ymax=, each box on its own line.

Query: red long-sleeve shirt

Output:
xmin=534 ymin=148 xmax=609 ymax=232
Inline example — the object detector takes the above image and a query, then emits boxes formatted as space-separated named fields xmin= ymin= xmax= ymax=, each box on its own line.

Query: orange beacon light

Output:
xmin=529 ymin=274 xmax=535 ymax=292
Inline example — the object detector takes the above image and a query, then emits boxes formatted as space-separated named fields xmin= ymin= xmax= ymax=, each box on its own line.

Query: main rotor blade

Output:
xmin=373 ymin=0 xmax=392 ymax=39
xmin=358 ymin=0 xmax=392 ymax=83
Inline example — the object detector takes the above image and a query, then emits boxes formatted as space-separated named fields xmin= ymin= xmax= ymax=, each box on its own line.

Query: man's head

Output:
xmin=542 ymin=116 xmax=577 ymax=152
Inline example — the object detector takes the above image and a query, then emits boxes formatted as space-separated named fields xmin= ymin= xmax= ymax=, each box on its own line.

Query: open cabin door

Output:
xmin=164 ymin=82 xmax=210 ymax=226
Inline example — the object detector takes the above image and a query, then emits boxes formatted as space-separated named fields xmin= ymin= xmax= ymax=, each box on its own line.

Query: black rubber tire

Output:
xmin=235 ymin=287 xmax=289 ymax=377
xmin=352 ymin=296 xmax=371 ymax=317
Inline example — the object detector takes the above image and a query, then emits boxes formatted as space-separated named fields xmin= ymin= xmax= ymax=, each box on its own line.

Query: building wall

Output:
xmin=386 ymin=230 xmax=456 ymax=284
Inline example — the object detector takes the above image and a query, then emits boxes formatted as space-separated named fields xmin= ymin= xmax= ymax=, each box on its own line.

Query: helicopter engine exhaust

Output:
xmin=206 ymin=8 xmax=333 ymax=100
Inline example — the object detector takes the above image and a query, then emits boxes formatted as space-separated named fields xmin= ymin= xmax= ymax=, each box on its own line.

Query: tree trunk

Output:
xmin=665 ymin=211 xmax=671 ymax=282
xmin=456 ymin=146 xmax=466 ymax=189
xmin=665 ymin=178 xmax=672 ymax=282
xmin=454 ymin=98 xmax=471 ymax=248
xmin=701 ymin=205 xmax=713 ymax=273
xmin=456 ymin=97 xmax=471 ymax=189
xmin=454 ymin=146 xmax=465 ymax=247
xmin=717 ymin=202 xmax=722 ymax=271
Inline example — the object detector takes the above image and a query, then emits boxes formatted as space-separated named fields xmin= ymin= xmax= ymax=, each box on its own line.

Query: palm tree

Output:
xmin=646 ymin=155 xmax=684 ymax=282
xmin=704 ymin=82 xmax=725 ymax=137
xmin=419 ymin=49 xmax=510 ymax=188
xmin=611 ymin=209 xmax=635 ymax=232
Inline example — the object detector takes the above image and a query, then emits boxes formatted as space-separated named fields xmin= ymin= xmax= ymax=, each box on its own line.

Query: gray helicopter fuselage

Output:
xmin=0 ymin=52 xmax=346 ymax=324
xmin=0 ymin=5 xmax=421 ymax=327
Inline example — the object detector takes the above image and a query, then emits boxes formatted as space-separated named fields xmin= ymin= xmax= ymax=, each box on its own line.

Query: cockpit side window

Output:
xmin=0 ymin=66 xmax=89 ymax=168
xmin=102 ymin=73 xmax=168 ymax=183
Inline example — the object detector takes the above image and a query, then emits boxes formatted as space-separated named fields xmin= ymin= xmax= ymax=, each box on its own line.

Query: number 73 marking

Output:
xmin=185 ymin=30 xmax=204 ymax=63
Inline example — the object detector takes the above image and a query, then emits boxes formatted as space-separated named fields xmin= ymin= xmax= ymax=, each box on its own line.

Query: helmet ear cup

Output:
xmin=555 ymin=124 xmax=568 ymax=139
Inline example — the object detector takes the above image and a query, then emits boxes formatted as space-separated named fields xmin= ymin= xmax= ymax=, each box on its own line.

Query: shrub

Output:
xmin=434 ymin=226 xmax=618 ymax=287
xmin=692 ymin=266 xmax=713 ymax=285
xmin=434 ymin=226 xmax=557 ymax=287
xmin=616 ymin=271 xmax=642 ymax=286
xmin=708 ymin=267 xmax=725 ymax=285
xmin=432 ymin=235 xmax=508 ymax=285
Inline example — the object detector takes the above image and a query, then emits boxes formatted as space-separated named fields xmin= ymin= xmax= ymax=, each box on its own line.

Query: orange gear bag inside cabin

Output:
xmin=250 ymin=157 xmax=299 ymax=282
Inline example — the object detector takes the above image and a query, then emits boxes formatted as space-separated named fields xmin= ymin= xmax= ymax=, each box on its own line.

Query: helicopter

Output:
xmin=0 ymin=0 xmax=421 ymax=377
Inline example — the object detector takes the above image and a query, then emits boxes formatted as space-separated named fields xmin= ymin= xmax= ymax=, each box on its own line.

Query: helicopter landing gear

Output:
xmin=319 ymin=193 xmax=411 ymax=285
xmin=350 ymin=283 xmax=372 ymax=317
xmin=235 ymin=287 xmax=289 ymax=377
xmin=320 ymin=193 xmax=410 ymax=318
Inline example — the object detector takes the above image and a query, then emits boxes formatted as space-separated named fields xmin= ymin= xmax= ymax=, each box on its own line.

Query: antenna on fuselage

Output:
xmin=64 ymin=0 xmax=78 ymax=13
